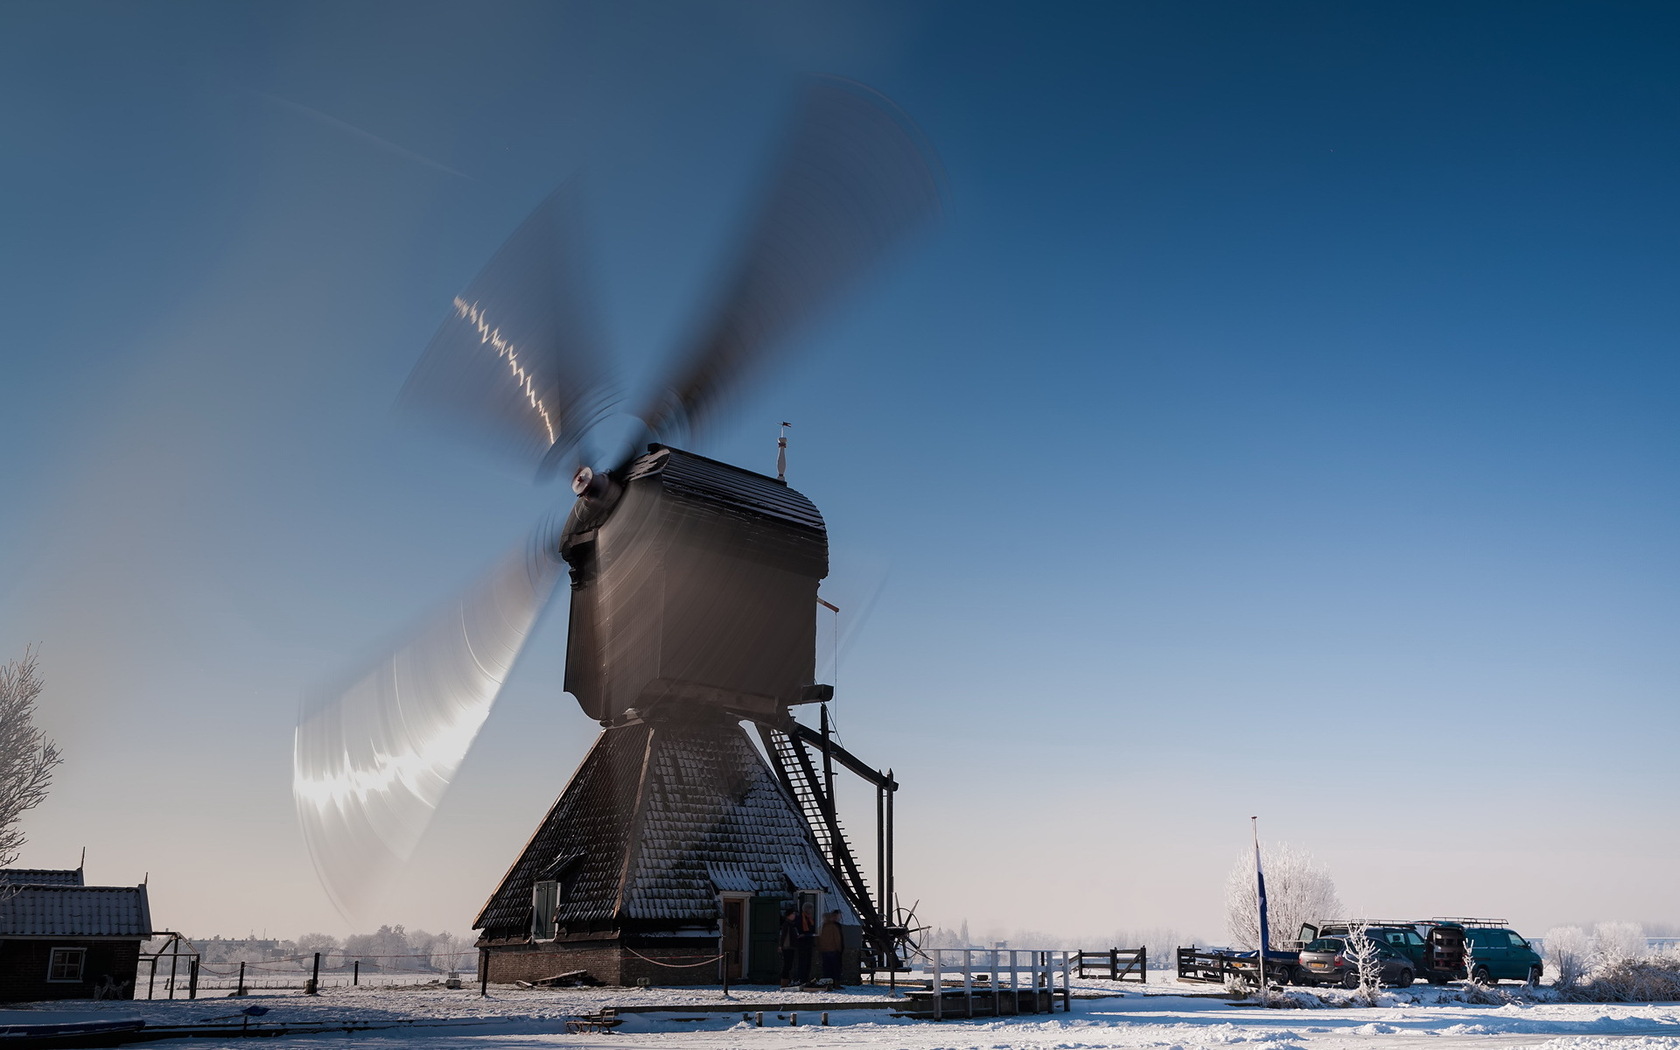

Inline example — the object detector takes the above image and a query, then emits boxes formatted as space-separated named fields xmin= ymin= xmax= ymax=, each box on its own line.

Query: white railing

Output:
xmin=909 ymin=948 xmax=1074 ymax=1020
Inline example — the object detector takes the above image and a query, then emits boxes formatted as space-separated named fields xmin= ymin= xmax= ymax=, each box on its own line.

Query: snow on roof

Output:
xmin=475 ymin=714 xmax=854 ymax=940
xmin=0 ymin=884 xmax=152 ymax=938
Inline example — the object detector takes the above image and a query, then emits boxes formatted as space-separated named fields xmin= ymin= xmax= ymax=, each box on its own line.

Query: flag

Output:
xmin=1252 ymin=817 xmax=1271 ymax=952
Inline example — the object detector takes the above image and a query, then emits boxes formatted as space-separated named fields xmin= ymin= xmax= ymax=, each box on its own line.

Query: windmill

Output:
xmin=292 ymin=77 xmax=939 ymax=985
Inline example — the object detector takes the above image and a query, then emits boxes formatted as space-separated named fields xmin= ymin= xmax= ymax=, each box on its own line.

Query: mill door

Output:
xmin=748 ymin=897 xmax=784 ymax=984
xmin=720 ymin=895 xmax=747 ymax=981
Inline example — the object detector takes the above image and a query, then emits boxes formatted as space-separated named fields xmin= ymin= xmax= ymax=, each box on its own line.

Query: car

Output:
xmin=1296 ymin=935 xmax=1417 ymax=988
xmin=1298 ymin=919 xmax=1544 ymax=985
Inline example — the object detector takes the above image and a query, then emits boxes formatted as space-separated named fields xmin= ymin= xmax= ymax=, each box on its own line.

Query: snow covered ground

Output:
xmin=23 ymin=971 xmax=1680 ymax=1049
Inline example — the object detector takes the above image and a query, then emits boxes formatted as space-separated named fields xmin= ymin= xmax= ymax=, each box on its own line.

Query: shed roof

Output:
xmin=0 ymin=868 xmax=84 ymax=887
xmin=0 ymin=885 xmax=152 ymax=939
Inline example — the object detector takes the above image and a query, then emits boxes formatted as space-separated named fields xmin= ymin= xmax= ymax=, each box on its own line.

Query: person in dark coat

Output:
xmin=795 ymin=900 xmax=817 ymax=984
xmin=818 ymin=909 xmax=844 ymax=987
xmin=778 ymin=904 xmax=800 ymax=987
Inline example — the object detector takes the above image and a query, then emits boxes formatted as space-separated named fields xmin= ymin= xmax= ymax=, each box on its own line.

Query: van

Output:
xmin=1297 ymin=919 xmax=1543 ymax=985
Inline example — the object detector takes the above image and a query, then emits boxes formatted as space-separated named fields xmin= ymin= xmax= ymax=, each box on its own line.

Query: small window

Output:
xmin=48 ymin=947 xmax=86 ymax=982
xmin=531 ymin=880 xmax=559 ymax=941
xmin=1507 ymin=931 xmax=1529 ymax=948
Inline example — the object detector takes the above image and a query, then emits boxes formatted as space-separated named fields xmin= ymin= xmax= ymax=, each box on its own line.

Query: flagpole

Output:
xmin=1252 ymin=815 xmax=1268 ymax=993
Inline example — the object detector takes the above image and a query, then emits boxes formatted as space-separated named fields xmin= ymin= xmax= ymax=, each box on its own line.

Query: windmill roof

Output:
xmin=0 ymin=868 xmax=84 ymax=887
xmin=0 ymin=885 xmax=152 ymax=938
xmin=475 ymin=714 xmax=853 ymax=940
xmin=631 ymin=446 xmax=825 ymax=534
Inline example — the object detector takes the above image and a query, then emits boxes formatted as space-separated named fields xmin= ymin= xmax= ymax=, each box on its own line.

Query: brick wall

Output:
xmin=486 ymin=939 xmax=732 ymax=987
xmin=0 ymin=939 xmax=141 ymax=1002
xmin=484 ymin=938 xmax=861 ymax=988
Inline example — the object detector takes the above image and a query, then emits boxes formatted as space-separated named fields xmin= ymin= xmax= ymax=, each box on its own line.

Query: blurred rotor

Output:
xmin=293 ymin=524 xmax=565 ymax=920
xmin=399 ymin=183 xmax=617 ymax=480
xmin=635 ymin=75 xmax=943 ymax=452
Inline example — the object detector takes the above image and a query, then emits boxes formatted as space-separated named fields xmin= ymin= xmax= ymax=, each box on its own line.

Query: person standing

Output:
xmin=778 ymin=904 xmax=800 ymax=987
xmin=818 ymin=909 xmax=844 ymax=988
xmin=795 ymin=900 xmax=817 ymax=985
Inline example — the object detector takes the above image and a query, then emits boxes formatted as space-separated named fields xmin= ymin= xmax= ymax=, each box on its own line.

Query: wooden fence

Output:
xmin=1074 ymin=947 xmax=1147 ymax=982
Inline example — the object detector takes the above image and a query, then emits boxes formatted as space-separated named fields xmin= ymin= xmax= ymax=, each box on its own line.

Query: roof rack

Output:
xmin=1426 ymin=917 xmax=1508 ymax=928
xmin=1312 ymin=919 xmax=1429 ymax=929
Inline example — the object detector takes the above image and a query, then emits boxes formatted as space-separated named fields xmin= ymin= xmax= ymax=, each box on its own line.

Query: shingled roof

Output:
xmin=0 ymin=868 xmax=84 ymax=887
xmin=475 ymin=714 xmax=853 ymax=941
xmin=0 ymin=885 xmax=152 ymax=938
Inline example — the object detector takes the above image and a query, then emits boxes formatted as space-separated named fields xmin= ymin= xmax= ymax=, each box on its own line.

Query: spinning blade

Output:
xmin=299 ymin=75 xmax=942 ymax=913
xmin=293 ymin=526 xmax=564 ymax=919
xmin=399 ymin=183 xmax=616 ymax=478
xmin=636 ymin=75 xmax=943 ymax=449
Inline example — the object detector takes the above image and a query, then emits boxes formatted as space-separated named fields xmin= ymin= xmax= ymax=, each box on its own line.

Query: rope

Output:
xmin=621 ymin=947 xmax=727 ymax=969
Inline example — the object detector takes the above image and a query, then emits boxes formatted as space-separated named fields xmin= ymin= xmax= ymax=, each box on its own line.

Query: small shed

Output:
xmin=0 ymin=868 xmax=153 ymax=1002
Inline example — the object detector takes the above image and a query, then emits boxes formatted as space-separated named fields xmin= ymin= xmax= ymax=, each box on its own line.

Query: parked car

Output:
xmin=1295 ymin=935 xmax=1417 ymax=988
xmin=1298 ymin=919 xmax=1544 ymax=985
xmin=1223 ymin=948 xmax=1301 ymax=987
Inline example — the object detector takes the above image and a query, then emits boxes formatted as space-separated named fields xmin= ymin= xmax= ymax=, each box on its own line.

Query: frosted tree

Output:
xmin=1342 ymin=920 xmax=1384 ymax=1003
xmin=0 ymin=649 xmax=62 ymax=869
xmin=1224 ymin=841 xmax=1341 ymax=950
xmin=1593 ymin=922 xmax=1646 ymax=970
xmin=1544 ymin=926 xmax=1591 ymax=992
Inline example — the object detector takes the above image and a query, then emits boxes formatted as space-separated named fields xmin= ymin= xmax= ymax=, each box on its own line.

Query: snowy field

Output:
xmin=20 ymin=970 xmax=1680 ymax=1050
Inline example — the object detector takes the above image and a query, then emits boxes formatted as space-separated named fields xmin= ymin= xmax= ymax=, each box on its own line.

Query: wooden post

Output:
xmin=981 ymin=947 xmax=994 ymax=1014
xmin=819 ymin=706 xmax=837 ymax=876
xmin=1008 ymin=949 xmax=1017 ymax=1014
xmin=963 ymin=948 xmax=973 ymax=1018
xmin=147 ymin=955 xmax=158 ymax=1000
xmin=353 ymin=960 xmax=359 ymax=986
xmin=880 ymin=779 xmax=893 ymax=934
xmin=309 ymin=952 xmax=321 ymax=995
xmin=237 ymin=961 xmax=246 ymax=997
xmin=188 ymin=957 xmax=199 ymax=999
xmin=167 ymin=939 xmax=180 ymax=1000
xmin=932 ymin=950 xmax=942 ymax=1021
xmin=479 ymin=949 xmax=488 ymax=997
xmin=885 ymin=771 xmax=895 ymax=934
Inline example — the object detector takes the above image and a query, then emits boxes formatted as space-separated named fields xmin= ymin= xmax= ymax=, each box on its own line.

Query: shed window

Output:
xmin=48 ymin=947 xmax=86 ymax=982
xmin=532 ymin=880 xmax=559 ymax=941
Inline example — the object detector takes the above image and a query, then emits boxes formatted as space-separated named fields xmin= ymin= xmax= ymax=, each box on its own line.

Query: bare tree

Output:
xmin=1224 ymin=841 xmax=1341 ymax=950
xmin=1342 ymin=920 xmax=1384 ymax=1003
xmin=1463 ymin=931 xmax=1482 ymax=984
xmin=0 ymin=648 xmax=62 ymax=869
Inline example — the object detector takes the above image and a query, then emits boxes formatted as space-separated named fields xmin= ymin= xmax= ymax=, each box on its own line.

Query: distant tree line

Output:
xmin=171 ymin=927 xmax=473 ymax=972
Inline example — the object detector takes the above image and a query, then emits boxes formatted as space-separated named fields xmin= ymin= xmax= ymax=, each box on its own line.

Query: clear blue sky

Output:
xmin=3 ymin=1 xmax=1677 ymax=943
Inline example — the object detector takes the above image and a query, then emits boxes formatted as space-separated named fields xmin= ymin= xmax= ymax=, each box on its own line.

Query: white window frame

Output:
xmin=47 ymin=947 xmax=86 ymax=983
